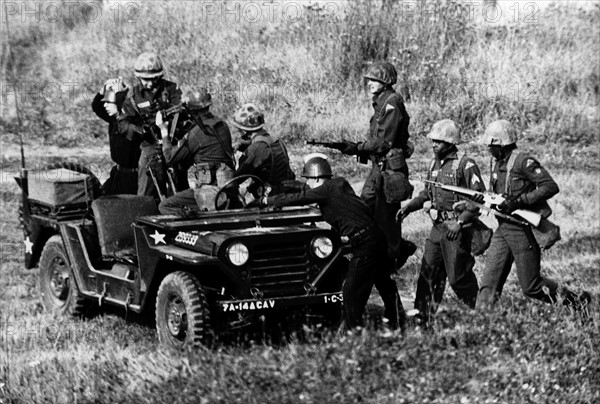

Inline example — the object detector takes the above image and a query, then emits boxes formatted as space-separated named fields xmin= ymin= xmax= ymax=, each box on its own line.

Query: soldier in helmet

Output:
xmin=118 ymin=52 xmax=182 ymax=201
xmin=338 ymin=61 xmax=415 ymax=328
xmin=230 ymin=103 xmax=295 ymax=196
xmin=255 ymin=154 xmax=406 ymax=330
xmin=157 ymin=88 xmax=236 ymax=215
xmin=476 ymin=120 xmax=591 ymax=310
xmin=398 ymin=119 xmax=485 ymax=324
xmin=91 ymin=77 xmax=141 ymax=194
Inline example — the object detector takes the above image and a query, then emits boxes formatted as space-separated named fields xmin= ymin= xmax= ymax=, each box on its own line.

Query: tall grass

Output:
xmin=1 ymin=1 xmax=598 ymax=150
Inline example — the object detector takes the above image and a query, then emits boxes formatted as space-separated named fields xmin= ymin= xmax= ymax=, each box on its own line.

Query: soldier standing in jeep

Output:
xmin=118 ymin=52 xmax=182 ymax=200
xmin=256 ymin=154 xmax=407 ymax=330
xmin=230 ymin=103 xmax=295 ymax=196
xmin=91 ymin=77 xmax=140 ymax=195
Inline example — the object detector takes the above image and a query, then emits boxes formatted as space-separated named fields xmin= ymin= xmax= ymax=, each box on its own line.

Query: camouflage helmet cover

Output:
xmin=481 ymin=120 xmax=518 ymax=146
xmin=363 ymin=61 xmax=398 ymax=85
xmin=302 ymin=154 xmax=333 ymax=178
xmin=427 ymin=119 xmax=462 ymax=145
xmin=231 ymin=103 xmax=265 ymax=131
xmin=186 ymin=88 xmax=212 ymax=109
xmin=134 ymin=52 xmax=164 ymax=78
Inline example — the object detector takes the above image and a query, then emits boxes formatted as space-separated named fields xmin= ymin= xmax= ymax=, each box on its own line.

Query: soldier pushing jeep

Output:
xmin=256 ymin=154 xmax=406 ymax=330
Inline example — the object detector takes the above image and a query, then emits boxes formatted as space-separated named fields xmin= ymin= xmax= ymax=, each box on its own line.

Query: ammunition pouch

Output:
xmin=382 ymin=170 xmax=413 ymax=203
xmin=532 ymin=218 xmax=561 ymax=250
xmin=385 ymin=148 xmax=407 ymax=172
xmin=464 ymin=219 xmax=493 ymax=256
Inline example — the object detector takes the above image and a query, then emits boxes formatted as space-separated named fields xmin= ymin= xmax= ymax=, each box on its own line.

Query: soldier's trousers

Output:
xmin=415 ymin=221 xmax=479 ymax=320
xmin=361 ymin=166 xmax=403 ymax=258
xmin=476 ymin=220 xmax=558 ymax=309
xmin=343 ymin=230 xmax=406 ymax=330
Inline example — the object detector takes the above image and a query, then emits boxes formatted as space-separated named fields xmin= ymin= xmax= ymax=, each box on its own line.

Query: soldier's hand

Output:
xmin=340 ymin=140 xmax=358 ymax=155
xmin=470 ymin=193 xmax=485 ymax=204
xmin=396 ymin=206 xmax=409 ymax=223
xmin=497 ymin=197 xmax=521 ymax=214
xmin=446 ymin=220 xmax=462 ymax=241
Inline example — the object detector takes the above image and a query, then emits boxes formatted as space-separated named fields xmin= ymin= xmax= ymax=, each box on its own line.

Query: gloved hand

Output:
xmin=446 ymin=220 xmax=462 ymax=241
xmin=497 ymin=197 xmax=521 ymax=214
xmin=340 ymin=140 xmax=359 ymax=155
xmin=470 ymin=193 xmax=485 ymax=204
xmin=100 ymin=78 xmax=120 ymax=95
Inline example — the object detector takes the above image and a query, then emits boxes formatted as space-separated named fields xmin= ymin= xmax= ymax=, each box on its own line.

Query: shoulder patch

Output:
xmin=465 ymin=161 xmax=474 ymax=170
xmin=526 ymin=158 xmax=535 ymax=167
xmin=385 ymin=104 xmax=395 ymax=112
xmin=534 ymin=168 xmax=542 ymax=175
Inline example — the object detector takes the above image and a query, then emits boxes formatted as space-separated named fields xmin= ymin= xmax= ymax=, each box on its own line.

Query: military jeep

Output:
xmin=16 ymin=163 xmax=347 ymax=348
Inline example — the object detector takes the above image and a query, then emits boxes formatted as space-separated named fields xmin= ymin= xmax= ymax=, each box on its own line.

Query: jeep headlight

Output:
xmin=227 ymin=242 xmax=249 ymax=266
xmin=311 ymin=236 xmax=333 ymax=259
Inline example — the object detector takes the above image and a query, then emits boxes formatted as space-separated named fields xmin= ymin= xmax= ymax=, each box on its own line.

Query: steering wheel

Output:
xmin=214 ymin=174 xmax=266 ymax=211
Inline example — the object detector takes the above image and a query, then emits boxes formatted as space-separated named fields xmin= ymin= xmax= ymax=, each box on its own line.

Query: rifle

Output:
xmin=306 ymin=139 xmax=346 ymax=151
xmin=423 ymin=180 xmax=542 ymax=227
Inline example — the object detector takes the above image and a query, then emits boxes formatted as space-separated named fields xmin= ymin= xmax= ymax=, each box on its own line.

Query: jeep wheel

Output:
xmin=156 ymin=272 xmax=212 ymax=348
xmin=39 ymin=235 xmax=87 ymax=316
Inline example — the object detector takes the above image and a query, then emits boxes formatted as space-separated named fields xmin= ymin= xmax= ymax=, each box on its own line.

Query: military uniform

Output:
xmin=406 ymin=149 xmax=485 ymax=318
xmin=358 ymin=88 xmax=411 ymax=258
xmin=234 ymin=129 xmax=295 ymax=195
xmin=476 ymin=150 xmax=560 ymax=308
xmin=118 ymin=79 xmax=182 ymax=199
xmin=269 ymin=176 xmax=405 ymax=329
xmin=91 ymin=90 xmax=140 ymax=195
xmin=158 ymin=109 xmax=235 ymax=215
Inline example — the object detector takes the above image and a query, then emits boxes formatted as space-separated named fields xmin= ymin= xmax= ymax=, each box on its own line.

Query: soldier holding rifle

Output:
xmin=475 ymin=120 xmax=590 ymax=310
xmin=398 ymin=120 xmax=485 ymax=324
xmin=118 ymin=52 xmax=182 ymax=201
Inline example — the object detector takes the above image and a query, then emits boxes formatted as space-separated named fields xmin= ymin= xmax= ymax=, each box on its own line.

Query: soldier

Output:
xmin=230 ymin=103 xmax=295 ymax=195
xmin=256 ymin=154 xmax=406 ymax=330
xmin=157 ymin=88 xmax=235 ymax=215
xmin=91 ymin=78 xmax=140 ymax=195
xmin=398 ymin=120 xmax=485 ymax=323
xmin=338 ymin=61 xmax=415 ymax=329
xmin=476 ymin=120 xmax=590 ymax=310
xmin=118 ymin=52 xmax=182 ymax=200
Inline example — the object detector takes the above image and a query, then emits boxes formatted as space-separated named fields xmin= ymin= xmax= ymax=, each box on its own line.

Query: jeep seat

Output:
xmin=92 ymin=195 xmax=158 ymax=262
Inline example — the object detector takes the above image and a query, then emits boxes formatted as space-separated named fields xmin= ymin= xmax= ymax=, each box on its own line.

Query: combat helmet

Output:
xmin=427 ymin=119 xmax=462 ymax=144
xmin=231 ymin=103 xmax=265 ymax=131
xmin=186 ymin=88 xmax=212 ymax=109
xmin=480 ymin=120 xmax=518 ymax=146
xmin=134 ymin=52 xmax=164 ymax=79
xmin=363 ymin=61 xmax=398 ymax=86
xmin=302 ymin=153 xmax=333 ymax=178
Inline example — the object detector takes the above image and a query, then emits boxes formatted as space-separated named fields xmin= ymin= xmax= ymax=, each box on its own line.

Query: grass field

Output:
xmin=1 ymin=0 xmax=599 ymax=403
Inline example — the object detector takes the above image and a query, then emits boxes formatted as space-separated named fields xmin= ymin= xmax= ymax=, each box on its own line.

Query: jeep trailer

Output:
xmin=16 ymin=164 xmax=349 ymax=348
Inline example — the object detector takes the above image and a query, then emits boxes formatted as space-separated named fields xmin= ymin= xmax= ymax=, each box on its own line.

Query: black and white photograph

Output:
xmin=1 ymin=0 xmax=598 ymax=402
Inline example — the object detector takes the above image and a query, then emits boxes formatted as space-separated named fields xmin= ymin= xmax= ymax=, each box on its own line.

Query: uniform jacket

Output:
xmin=490 ymin=150 xmax=558 ymax=218
xmin=91 ymin=91 xmax=141 ymax=168
xmin=358 ymin=88 xmax=410 ymax=167
xmin=234 ymin=130 xmax=295 ymax=191
xmin=413 ymin=149 xmax=485 ymax=221
xmin=162 ymin=110 xmax=234 ymax=169
xmin=117 ymin=79 xmax=182 ymax=148
xmin=269 ymin=177 xmax=375 ymax=237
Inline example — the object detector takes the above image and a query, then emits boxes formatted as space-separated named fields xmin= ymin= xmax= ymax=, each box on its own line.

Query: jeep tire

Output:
xmin=39 ymin=235 xmax=87 ymax=316
xmin=156 ymin=272 xmax=212 ymax=348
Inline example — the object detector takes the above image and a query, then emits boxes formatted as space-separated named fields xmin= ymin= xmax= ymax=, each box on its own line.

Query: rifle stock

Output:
xmin=423 ymin=180 xmax=541 ymax=227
